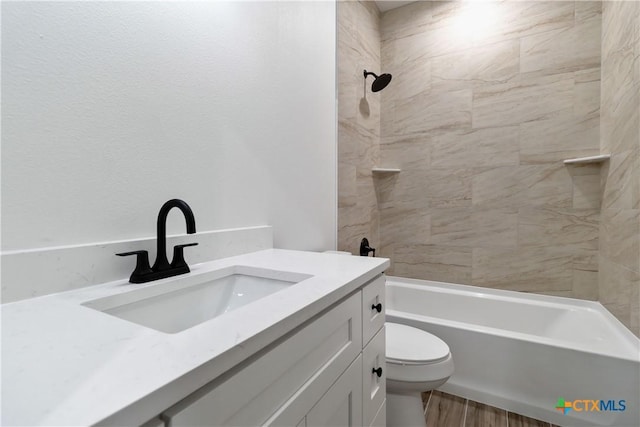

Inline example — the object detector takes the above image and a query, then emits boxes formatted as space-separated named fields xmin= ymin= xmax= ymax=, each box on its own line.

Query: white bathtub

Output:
xmin=385 ymin=276 xmax=640 ymax=427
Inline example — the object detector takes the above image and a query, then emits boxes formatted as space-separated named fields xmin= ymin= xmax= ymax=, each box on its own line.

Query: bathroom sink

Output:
xmin=82 ymin=266 xmax=312 ymax=333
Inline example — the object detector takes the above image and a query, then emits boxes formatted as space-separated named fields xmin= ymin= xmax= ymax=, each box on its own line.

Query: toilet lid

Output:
xmin=386 ymin=323 xmax=450 ymax=364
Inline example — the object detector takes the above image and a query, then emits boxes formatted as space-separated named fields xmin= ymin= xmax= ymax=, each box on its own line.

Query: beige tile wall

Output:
xmin=337 ymin=0 xmax=381 ymax=255
xmin=599 ymin=0 xmax=640 ymax=336
xmin=337 ymin=1 xmax=639 ymax=335
xmin=377 ymin=1 xmax=602 ymax=299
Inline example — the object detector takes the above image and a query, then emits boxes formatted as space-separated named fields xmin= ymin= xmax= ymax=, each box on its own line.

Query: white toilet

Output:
xmin=385 ymin=322 xmax=454 ymax=427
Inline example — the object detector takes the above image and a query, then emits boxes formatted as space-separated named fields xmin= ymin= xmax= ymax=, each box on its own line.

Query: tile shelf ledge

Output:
xmin=372 ymin=167 xmax=401 ymax=174
xmin=563 ymin=154 xmax=611 ymax=165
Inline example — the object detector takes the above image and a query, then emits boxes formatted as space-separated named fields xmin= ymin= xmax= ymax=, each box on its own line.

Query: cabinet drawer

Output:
xmin=163 ymin=292 xmax=362 ymax=427
xmin=362 ymin=326 xmax=385 ymax=426
xmin=362 ymin=275 xmax=385 ymax=346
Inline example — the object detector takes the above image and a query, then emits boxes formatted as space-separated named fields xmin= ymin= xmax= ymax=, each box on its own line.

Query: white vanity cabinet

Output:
xmin=161 ymin=274 xmax=386 ymax=427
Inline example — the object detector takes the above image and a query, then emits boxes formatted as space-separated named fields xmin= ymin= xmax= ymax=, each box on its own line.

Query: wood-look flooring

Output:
xmin=422 ymin=391 xmax=560 ymax=427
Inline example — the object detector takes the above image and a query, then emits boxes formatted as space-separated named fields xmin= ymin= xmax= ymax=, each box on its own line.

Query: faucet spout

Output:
xmin=152 ymin=199 xmax=196 ymax=271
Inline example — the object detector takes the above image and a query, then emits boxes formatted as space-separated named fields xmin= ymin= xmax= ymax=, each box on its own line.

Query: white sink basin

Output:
xmin=83 ymin=266 xmax=312 ymax=333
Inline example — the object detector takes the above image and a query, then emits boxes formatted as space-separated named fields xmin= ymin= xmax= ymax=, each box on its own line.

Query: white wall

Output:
xmin=1 ymin=1 xmax=336 ymax=252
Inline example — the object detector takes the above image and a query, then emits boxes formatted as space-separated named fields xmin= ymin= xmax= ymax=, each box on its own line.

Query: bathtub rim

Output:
xmin=386 ymin=276 xmax=640 ymax=362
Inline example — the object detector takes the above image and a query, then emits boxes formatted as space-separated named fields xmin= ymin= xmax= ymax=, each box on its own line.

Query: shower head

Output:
xmin=364 ymin=70 xmax=392 ymax=92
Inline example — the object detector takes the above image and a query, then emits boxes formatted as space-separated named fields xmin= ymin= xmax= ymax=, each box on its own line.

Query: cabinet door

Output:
xmin=370 ymin=399 xmax=386 ymax=427
xmin=363 ymin=326 xmax=385 ymax=426
xmin=362 ymin=275 xmax=385 ymax=346
xmin=140 ymin=417 xmax=165 ymax=427
xmin=164 ymin=292 xmax=362 ymax=427
xmin=306 ymin=356 xmax=363 ymax=427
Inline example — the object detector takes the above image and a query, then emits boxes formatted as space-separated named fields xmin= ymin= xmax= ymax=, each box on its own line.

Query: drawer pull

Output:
xmin=372 ymin=367 xmax=383 ymax=377
xmin=371 ymin=303 xmax=382 ymax=313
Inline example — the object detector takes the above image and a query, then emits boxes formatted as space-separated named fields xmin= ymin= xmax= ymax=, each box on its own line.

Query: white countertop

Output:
xmin=2 ymin=249 xmax=389 ymax=426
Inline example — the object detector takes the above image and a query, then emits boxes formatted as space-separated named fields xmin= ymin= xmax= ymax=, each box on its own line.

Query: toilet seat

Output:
xmin=386 ymin=322 xmax=450 ymax=365
xmin=385 ymin=322 xmax=454 ymax=384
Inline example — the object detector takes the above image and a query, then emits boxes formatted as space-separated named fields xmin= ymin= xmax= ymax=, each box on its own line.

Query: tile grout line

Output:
xmin=461 ymin=399 xmax=469 ymax=427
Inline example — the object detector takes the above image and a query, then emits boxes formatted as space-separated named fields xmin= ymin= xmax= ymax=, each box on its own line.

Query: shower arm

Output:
xmin=363 ymin=70 xmax=379 ymax=80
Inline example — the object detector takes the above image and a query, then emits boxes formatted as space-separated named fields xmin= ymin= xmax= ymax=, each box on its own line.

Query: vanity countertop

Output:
xmin=2 ymin=249 xmax=389 ymax=426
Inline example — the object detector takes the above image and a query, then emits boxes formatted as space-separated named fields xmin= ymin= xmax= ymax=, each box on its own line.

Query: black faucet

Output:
xmin=360 ymin=238 xmax=375 ymax=257
xmin=117 ymin=199 xmax=198 ymax=283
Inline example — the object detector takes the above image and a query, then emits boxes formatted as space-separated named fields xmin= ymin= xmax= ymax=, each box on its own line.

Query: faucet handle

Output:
xmin=359 ymin=238 xmax=376 ymax=257
xmin=116 ymin=250 xmax=152 ymax=283
xmin=171 ymin=243 xmax=198 ymax=270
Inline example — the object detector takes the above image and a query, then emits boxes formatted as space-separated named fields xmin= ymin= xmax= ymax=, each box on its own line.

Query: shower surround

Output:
xmin=339 ymin=0 xmax=602 ymax=294
xmin=337 ymin=0 xmax=382 ymax=254
xmin=599 ymin=0 xmax=640 ymax=335
xmin=338 ymin=1 xmax=639 ymax=335
xmin=376 ymin=1 xmax=602 ymax=300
